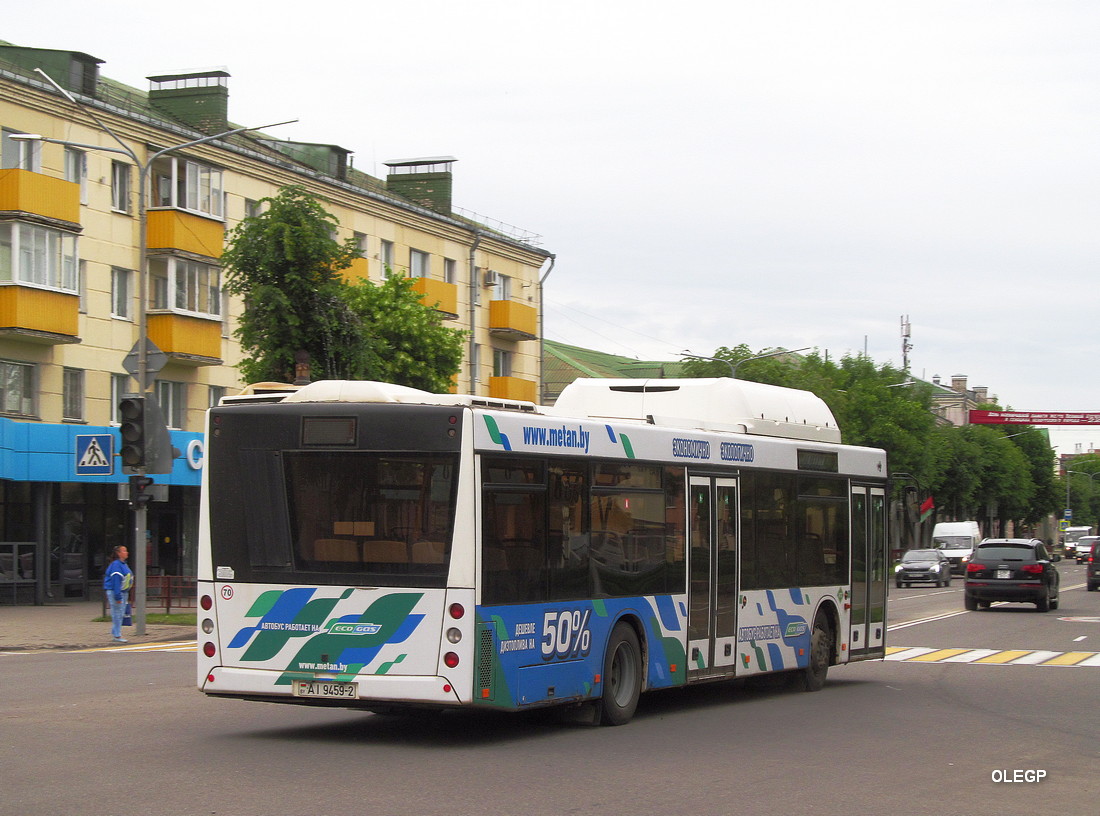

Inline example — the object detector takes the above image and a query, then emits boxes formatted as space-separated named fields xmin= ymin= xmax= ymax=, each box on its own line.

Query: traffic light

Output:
xmin=129 ymin=474 xmax=155 ymax=509
xmin=118 ymin=395 xmax=148 ymax=467
xmin=118 ymin=394 xmax=180 ymax=474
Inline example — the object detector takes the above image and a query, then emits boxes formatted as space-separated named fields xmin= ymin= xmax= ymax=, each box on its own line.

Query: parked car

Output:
xmin=1074 ymin=536 xmax=1100 ymax=564
xmin=895 ymin=549 xmax=953 ymax=587
xmin=1087 ymin=542 xmax=1100 ymax=592
xmin=964 ymin=538 xmax=1060 ymax=612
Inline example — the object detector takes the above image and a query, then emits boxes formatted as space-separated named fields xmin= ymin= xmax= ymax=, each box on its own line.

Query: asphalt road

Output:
xmin=3 ymin=561 xmax=1097 ymax=816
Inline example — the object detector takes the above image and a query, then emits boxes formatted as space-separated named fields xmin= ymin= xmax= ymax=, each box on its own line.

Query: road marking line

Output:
xmin=1009 ymin=651 xmax=1061 ymax=665
xmin=72 ymin=641 xmax=196 ymax=653
xmin=908 ymin=648 xmax=972 ymax=662
xmin=973 ymin=650 xmax=1032 ymax=664
xmin=1040 ymin=651 xmax=1095 ymax=666
xmin=941 ymin=649 xmax=998 ymax=662
xmin=887 ymin=647 xmax=1100 ymax=667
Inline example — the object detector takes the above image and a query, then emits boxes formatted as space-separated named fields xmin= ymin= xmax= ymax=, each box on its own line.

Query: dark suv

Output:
xmin=964 ymin=538 xmax=1060 ymax=612
xmin=1087 ymin=542 xmax=1100 ymax=592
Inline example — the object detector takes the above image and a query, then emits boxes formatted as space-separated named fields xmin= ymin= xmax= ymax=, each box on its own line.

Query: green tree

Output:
xmin=344 ymin=271 xmax=466 ymax=392
xmin=221 ymin=185 xmax=367 ymax=383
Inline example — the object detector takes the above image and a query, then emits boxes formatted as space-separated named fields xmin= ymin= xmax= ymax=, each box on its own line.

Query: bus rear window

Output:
xmin=282 ymin=452 xmax=456 ymax=583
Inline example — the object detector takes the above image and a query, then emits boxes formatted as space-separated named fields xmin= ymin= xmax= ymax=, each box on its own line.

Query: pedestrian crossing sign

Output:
xmin=76 ymin=434 xmax=114 ymax=476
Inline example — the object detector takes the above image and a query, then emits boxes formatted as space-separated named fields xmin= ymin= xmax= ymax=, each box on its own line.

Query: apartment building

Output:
xmin=0 ymin=42 xmax=552 ymax=602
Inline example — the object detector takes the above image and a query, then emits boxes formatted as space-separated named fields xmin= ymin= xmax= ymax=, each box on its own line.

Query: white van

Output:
xmin=932 ymin=521 xmax=981 ymax=575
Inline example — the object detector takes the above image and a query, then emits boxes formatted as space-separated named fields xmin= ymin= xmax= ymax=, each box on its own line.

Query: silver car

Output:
xmin=1074 ymin=536 xmax=1100 ymax=564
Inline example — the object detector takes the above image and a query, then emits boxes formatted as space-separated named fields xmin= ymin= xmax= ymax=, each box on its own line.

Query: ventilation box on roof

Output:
xmin=549 ymin=378 xmax=841 ymax=443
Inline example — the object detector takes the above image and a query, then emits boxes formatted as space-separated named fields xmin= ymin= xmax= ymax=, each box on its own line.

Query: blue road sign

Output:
xmin=76 ymin=434 xmax=114 ymax=476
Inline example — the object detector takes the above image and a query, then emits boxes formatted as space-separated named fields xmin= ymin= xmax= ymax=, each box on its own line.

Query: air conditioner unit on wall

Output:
xmin=483 ymin=270 xmax=499 ymax=287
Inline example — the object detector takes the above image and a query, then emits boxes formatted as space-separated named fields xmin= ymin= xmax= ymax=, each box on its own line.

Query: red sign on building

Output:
xmin=969 ymin=410 xmax=1100 ymax=425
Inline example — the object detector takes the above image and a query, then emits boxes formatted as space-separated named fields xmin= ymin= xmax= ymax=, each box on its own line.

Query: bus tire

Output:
xmin=801 ymin=616 xmax=832 ymax=693
xmin=599 ymin=622 xmax=642 ymax=726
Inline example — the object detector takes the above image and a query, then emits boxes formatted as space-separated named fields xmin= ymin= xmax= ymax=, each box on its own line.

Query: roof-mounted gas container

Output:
xmin=549 ymin=378 xmax=841 ymax=443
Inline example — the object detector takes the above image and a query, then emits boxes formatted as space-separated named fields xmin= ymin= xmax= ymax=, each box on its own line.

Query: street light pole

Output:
xmin=680 ymin=347 xmax=811 ymax=379
xmin=20 ymin=68 xmax=294 ymax=634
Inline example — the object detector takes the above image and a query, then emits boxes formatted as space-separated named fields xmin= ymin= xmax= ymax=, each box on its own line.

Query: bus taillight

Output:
xmin=444 ymin=652 xmax=459 ymax=668
xmin=449 ymin=602 xmax=465 ymax=619
xmin=203 ymin=642 xmax=216 ymax=658
xmin=200 ymin=594 xmax=212 ymax=611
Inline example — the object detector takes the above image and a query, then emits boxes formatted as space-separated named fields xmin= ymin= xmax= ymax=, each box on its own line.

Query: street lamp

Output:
xmin=680 ymin=347 xmax=811 ymax=379
xmin=1064 ymin=469 xmax=1100 ymax=519
xmin=17 ymin=68 xmax=294 ymax=633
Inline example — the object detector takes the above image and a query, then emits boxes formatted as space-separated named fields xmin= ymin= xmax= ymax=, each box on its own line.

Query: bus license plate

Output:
xmin=293 ymin=680 xmax=358 ymax=699
xmin=995 ymin=570 xmax=1012 ymax=579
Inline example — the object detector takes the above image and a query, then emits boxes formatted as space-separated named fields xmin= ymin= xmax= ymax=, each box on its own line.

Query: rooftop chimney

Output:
xmin=148 ymin=69 xmax=230 ymax=133
xmin=384 ymin=156 xmax=456 ymax=215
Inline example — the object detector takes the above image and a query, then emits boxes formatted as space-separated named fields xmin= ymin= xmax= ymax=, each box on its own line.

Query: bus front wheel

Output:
xmin=599 ymin=622 xmax=642 ymax=726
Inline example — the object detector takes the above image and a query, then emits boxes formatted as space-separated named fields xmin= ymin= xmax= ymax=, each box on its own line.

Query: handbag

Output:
xmin=122 ymin=602 xmax=132 ymax=627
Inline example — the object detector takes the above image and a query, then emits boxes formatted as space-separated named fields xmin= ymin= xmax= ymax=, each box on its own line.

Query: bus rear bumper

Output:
xmin=200 ymin=667 xmax=466 ymax=706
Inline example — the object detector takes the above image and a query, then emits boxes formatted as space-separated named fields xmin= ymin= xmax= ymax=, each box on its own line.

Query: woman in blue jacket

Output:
xmin=103 ymin=545 xmax=134 ymax=643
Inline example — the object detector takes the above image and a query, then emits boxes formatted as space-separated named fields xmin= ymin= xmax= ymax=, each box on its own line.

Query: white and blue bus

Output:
xmin=197 ymin=378 xmax=888 ymax=725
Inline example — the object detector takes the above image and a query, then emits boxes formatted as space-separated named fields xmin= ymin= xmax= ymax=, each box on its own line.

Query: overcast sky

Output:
xmin=9 ymin=1 xmax=1100 ymax=454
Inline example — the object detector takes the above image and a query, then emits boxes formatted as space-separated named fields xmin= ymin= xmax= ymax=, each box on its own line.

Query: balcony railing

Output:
xmin=0 ymin=169 xmax=80 ymax=224
xmin=489 ymin=375 xmax=537 ymax=403
xmin=488 ymin=299 xmax=537 ymax=340
xmin=146 ymin=209 xmax=224 ymax=258
xmin=0 ymin=286 xmax=80 ymax=343
xmin=147 ymin=312 xmax=222 ymax=364
xmin=411 ymin=277 xmax=459 ymax=319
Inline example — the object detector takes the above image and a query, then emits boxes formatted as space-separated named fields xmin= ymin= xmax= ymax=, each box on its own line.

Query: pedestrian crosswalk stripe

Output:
xmin=886 ymin=646 xmax=1099 ymax=666
xmin=71 ymin=641 xmax=196 ymax=653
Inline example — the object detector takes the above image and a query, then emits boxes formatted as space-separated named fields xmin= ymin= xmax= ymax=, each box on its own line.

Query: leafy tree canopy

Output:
xmin=344 ymin=271 xmax=466 ymax=393
xmin=221 ymin=185 xmax=365 ymax=383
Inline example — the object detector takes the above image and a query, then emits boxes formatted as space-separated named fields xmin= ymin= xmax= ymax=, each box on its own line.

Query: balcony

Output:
xmin=342 ymin=257 xmax=370 ymax=283
xmin=0 ymin=286 xmax=80 ymax=343
xmin=411 ymin=277 xmax=458 ymax=319
xmin=488 ymin=299 xmax=537 ymax=340
xmin=147 ymin=313 xmax=222 ymax=365
xmin=489 ymin=375 xmax=536 ymax=403
xmin=0 ymin=169 xmax=80 ymax=225
xmin=146 ymin=209 xmax=224 ymax=258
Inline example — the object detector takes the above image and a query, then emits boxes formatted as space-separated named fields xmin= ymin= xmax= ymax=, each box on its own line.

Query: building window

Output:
xmin=244 ymin=198 xmax=262 ymax=219
xmin=491 ymin=273 xmax=511 ymax=301
xmin=410 ymin=249 xmax=430 ymax=278
xmin=111 ymin=161 xmax=131 ymax=213
xmin=380 ymin=240 xmax=394 ymax=275
xmin=150 ymin=156 xmax=224 ymax=219
xmin=354 ymin=232 xmax=368 ymax=257
xmin=155 ymin=380 xmax=187 ymax=429
xmin=0 ymin=360 xmax=36 ymax=417
xmin=110 ymin=373 xmax=129 ymax=424
xmin=64 ymin=147 xmax=88 ymax=204
xmin=63 ymin=368 xmax=84 ymax=421
xmin=493 ymin=349 xmax=513 ymax=378
xmin=1 ymin=130 xmax=41 ymax=171
xmin=111 ymin=267 xmax=133 ymax=319
xmin=148 ymin=256 xmax=221 ymax=318
xmin=208 ymin=385 xmax=226 ymax=408
xmin=444 ymin=258 xmax=457 ymax=284
xmin=0 ymin=222 xmax=79 ymax=293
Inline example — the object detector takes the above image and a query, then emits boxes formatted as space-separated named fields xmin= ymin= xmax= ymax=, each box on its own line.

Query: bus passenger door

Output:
xmin=687 ymin=476 xmax=739 ymax=679
xmin=849 ymin=485 xmax=887 ymax=657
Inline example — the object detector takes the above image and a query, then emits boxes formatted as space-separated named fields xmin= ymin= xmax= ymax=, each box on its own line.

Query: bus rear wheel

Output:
xmin=801 ymin=617 xmax=832 ymax=692
xmin=599 ymin=622 xmax=642 ymax=726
